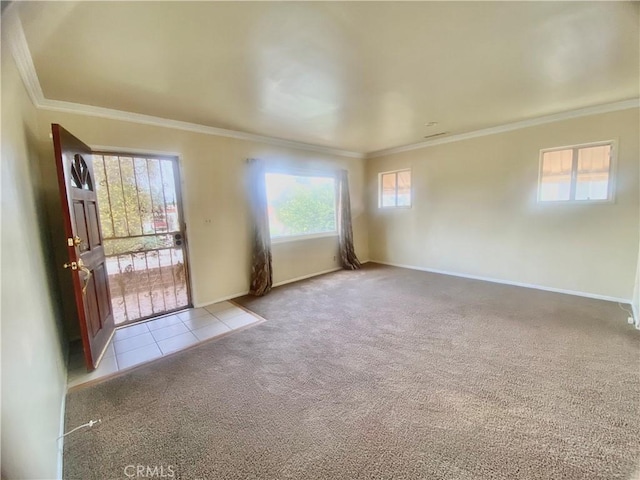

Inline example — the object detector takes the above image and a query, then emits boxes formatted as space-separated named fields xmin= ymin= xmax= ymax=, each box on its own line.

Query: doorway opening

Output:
xmin=93 ymin=152 xmax=192 ymax=326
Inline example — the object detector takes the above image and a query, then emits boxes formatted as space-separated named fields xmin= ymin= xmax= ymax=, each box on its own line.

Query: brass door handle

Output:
xmin=63 ymin=259 xmax=92 ymax=294
xmin=77 ymin=259 xmax=92 ymax=295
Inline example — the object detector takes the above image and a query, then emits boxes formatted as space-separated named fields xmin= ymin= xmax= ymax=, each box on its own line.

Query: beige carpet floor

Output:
xmin=63 ymin=263 xmax=640 ymax=479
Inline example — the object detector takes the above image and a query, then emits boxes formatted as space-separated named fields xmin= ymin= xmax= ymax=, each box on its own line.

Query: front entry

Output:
xmin=92 ymin=152 xmax=192 ymax=325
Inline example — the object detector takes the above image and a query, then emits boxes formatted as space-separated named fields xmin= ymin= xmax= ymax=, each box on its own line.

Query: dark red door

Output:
xmin=52 ymin=124 xmax=115 ymax=371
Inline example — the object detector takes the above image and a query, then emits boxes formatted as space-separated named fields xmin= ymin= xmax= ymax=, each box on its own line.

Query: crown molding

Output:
xmin=366 ymin=98 xmax=640 ymax=159
xmin=4 ymin=9 xmax=364 ymax=160
xmin=4 ymin=9 xmax=45 ymax=106
xmin=6 ymin=7 xmax=638 ymax=162
xmin=37 ymin=98 xmax=366 ymax=159
xmin=89 ymin=145 xmax=183 ymax=158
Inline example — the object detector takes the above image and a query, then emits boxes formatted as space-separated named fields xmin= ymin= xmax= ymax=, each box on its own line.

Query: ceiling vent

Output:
xmin=423 ymin=132 xmax=449 ymax=139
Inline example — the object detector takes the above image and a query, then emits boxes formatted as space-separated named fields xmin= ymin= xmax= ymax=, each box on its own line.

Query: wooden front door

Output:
xmin=52 ymin=124 xmax=115 ymax=371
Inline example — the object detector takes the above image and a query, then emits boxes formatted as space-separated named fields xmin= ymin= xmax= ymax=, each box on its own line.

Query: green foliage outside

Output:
xmin=272 ymin=182 xmax=336 ymax=236
xmin=93 ymin=155 xmax=177 ymax=255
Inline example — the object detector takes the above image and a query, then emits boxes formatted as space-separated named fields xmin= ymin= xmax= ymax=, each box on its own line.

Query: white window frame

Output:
xmin=537 ymin=140 xmax=616 ymax=204
xmin=265 ymin=169 xmax=339 ymax=244
xmin=378 ymin=168 xmax=412 ymax=209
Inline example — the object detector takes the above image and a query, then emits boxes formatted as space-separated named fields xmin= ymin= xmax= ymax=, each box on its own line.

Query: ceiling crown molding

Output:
xmin=37 ymin=98 xmax=366 ymax=159
xmin=4 ymin=11 xmax=365 ymax=160
xmin=6 ymin=7 xmax=638 ymax=161
xmin=366 ymin=98 xmax=640 ymax=159
xmin=4 ymin=9 xmax=45 ymax=106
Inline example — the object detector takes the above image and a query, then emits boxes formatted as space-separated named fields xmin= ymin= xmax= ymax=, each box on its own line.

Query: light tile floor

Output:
xmin=67 ymin=301 xmax=263 ymax=388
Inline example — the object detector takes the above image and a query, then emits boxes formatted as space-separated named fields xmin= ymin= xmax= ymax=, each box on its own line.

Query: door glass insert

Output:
xmin=93 ymin=153 xmax=190 ymax=325
xmin=71 ymin=154 xmax=94 ymax=190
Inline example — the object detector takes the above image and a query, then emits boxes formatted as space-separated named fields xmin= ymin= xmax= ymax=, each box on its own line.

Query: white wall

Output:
xmin=367 ymin=108 xmax=640 ymax=301
xmin=1 ymin=35 xmax=67 ymax=479
xmin=34 ymin=109 xmax=369 ymax=336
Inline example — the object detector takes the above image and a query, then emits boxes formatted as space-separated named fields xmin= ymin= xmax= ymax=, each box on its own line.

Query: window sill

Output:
xmin=271 ymin=232 xmax=338 ymax=245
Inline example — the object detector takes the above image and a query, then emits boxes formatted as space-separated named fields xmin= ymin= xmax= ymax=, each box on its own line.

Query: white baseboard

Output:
xmin=633 ymin=303 xmax=640 ymax=329
xmin=194 ymin=261 xmax=369 ymax=307
xmin=370 ymin=260 xmax=632 ymax=304
xmin=273 ymin=259 xmax=370 ymax=287
xmin=57 ymin=379 xmax=68 ymax=479
xmin=273 ymin=267 xmax=342 ymax=287
xmin=193 ymin=290 xmax=250 ymax=308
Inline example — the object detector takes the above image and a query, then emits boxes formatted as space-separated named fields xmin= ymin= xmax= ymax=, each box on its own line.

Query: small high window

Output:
xmin=538 ymin=142 xmax=613 ymax=202
xmin=379 ymin=169 xmax=411 ymax=208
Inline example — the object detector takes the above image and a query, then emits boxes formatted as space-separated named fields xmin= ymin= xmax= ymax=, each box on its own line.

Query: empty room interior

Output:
xmin=2 ymin=2 xmax=640 ymax=479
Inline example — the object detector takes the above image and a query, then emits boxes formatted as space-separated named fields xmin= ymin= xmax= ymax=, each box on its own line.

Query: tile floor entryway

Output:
xmin=67 ymin=301 xmax=264 ymax=388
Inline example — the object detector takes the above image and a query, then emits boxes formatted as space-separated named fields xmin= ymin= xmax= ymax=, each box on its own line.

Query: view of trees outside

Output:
xmin=93 ymin=154 xmax=188 ymax=324
xmin=265 ymin=173 xmax=337 ymax=238
xmin=93 ymin=155 xmax=180 ymax=255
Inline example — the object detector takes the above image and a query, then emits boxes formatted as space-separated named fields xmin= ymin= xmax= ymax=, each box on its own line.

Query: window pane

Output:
xmin=576 ymin=145 xmax=611 ymax=201
xmin=265 ymin=173 xmax=336 ymax=238
xmin=539 ymin=149 xmax=572 ymax=201
xmin=397 ymin=170 xmax=411 ymax=206
xmin=381 ymin=173 xmax=397 ymax=207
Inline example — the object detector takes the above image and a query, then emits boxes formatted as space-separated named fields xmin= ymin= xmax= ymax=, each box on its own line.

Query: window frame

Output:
xmin=378 ymin=168 xmax=412 ymax=209
xmin=264 ymin=169 xmax=339 ymax=244
xmin=537 ymin=140 xmax=616 ymax=204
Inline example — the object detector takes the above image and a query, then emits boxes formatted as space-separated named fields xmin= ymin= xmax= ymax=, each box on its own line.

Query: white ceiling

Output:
xmin=16 ymin=1 xmax=640 ymax=154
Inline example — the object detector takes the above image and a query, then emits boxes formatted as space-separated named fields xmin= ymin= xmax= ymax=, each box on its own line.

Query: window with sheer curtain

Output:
xmin=538 ymin=142 xmax=614 ymax=202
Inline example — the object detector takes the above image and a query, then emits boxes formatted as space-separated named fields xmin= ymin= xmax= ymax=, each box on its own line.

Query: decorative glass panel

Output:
xmin=70 ymin=154 xmax=93 ymax=190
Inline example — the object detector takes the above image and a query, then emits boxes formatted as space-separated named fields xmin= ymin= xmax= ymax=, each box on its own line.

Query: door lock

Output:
xmin=174 ymin=233 xmax=184 ymax=247
xmin=63 ymin=258 xmax=85 ymax=270
xmin=67 ymin=236 xmax=83 ymax=247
